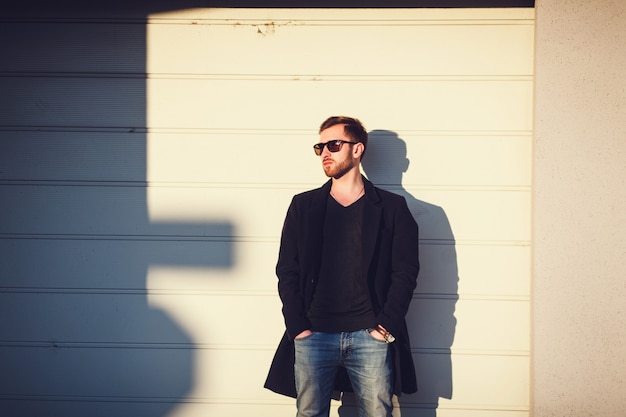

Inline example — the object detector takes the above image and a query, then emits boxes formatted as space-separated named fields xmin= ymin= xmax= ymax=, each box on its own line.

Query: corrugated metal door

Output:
xmin=0 ymin=7 xmax=533 ymax=417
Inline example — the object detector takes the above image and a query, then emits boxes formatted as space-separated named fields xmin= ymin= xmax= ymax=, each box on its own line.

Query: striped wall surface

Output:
xmin=0 ymin=7 xmax=534 ymax=417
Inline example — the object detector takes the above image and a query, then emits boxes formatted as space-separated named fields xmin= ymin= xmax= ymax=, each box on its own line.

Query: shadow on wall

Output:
xmin=338 ymin=130 xmax=458 ymax=417
xmin=0 ymin=2 xmax=233 ymax=416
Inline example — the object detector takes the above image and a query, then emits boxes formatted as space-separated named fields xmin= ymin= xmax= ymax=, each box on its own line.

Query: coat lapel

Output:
xmin=305 ymin=181 xmax=331 ymax=275
xmin=362 ymin=178 xmax=382 ymax=277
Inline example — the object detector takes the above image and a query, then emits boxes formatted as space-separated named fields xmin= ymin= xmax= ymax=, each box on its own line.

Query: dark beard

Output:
xmin=324 ymin=157 xmax=355 ymax=179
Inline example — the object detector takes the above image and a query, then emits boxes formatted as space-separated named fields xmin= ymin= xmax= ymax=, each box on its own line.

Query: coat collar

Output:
xmin=317 ymin=176 xmax=381 ymax=205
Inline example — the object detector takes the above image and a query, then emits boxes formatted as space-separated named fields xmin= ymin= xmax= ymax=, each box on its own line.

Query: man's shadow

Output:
xmin=339 ymin=130 xmax=458 ymax=417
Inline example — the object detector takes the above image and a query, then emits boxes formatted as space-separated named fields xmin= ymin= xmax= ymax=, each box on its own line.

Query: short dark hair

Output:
xmin=319 ymin=116 xmax=368 ymax=158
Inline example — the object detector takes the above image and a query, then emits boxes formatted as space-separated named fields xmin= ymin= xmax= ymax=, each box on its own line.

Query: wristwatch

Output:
xmin=376 ymin=325 xmax=396 ymax=343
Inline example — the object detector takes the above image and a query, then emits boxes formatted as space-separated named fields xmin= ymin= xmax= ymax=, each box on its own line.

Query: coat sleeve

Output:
xmin=275 ymin=196 xmax=311 ymax=340
xmin=376 ymin=196 xmax=420 ymax=338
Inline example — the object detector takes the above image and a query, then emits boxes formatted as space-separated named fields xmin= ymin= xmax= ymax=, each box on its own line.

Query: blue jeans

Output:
xmin=294 ymin=329 xmax=393 ymax=417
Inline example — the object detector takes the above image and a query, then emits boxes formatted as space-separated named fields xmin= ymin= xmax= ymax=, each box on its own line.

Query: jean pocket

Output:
xmin=294 ymin=331 xmax=316 ymax=342
xmin=365 ymin=328 xmax=387 ymax=343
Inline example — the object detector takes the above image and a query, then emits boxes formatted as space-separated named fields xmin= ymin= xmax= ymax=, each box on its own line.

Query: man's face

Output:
xmin=318 ymin=124 xmax=359 ymax=179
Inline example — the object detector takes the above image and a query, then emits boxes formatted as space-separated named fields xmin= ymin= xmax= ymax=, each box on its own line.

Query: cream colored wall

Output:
xmin=533 ymin=1 xmax=626 ymax=416
xmin=0 ymin=6 xmax=535 ymax=417
xmin=144 ymin=8 xmax=534 ymax=417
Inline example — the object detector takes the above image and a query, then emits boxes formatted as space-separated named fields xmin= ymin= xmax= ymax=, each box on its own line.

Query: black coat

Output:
xmin=264 ymin=177 xmax=420 ymax=398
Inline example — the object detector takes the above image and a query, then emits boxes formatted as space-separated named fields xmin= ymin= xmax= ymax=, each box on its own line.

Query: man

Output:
xmin=264 ymin=116 xmax=420 ymax=417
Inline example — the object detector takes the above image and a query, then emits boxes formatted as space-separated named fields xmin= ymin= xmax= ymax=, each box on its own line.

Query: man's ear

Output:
xmin=353 ymin=142 xmax=365 ymax=159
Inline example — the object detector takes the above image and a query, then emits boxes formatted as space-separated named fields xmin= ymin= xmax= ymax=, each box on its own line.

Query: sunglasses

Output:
xmin=313 ymin=140 xmax=358 ymax=156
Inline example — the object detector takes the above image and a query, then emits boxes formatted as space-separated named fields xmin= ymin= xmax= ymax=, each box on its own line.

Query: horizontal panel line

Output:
xmin=0 ymin=232 xmax=526 ymax=245
xmin=449 ymin=348 xmax=530 ymax=357
xmin=0 ymin=125 xmax=149 ymax=133
xmin=0 ymin=179 xmax=532 ymax=192
xmin=0 ymin=233 xmax=241 ymax=242
xmin=148 ymin=74 xmax=534 ymax=81
xmin=0 ymin=126 xmax=533 ymax=136
xmin=0 ymin=288 xmax=279 ymax=296
xmin=143 ymin=16 xmax=535 ymax=25
xmin=0 ymin=394 xmax=531 ymax=411
xmin=0 ymin=341 xmax=195 ymax=350
xmin=453 ymin=294 xmax=529 ymax=301
xmin=415 ymin=293 xmax=530 ymax=302
xmin=0 ymin=341 xmax=529 ymax=357
xmin=0 ymin=17 xmax=149 ymax=24
xmin=438 ymin=239 xmax=530 ymax=246
xmin=0 ymin=71 xmax=145 ymax=79
xmin=0 ymin=234 xmax=528 ymax=248
xmin=0 ymin=14 xmax=535 ymax=25
xmin=0 ymin=287 xmax=528 ymax=302
xmin=403 ymin=403 xmax=530 ymax=413
xmin=0 ymin=393 xmax=182 ymax=405
xmin=333 ymin=402 xmax=530 ymax=413
xmin=0 ymin=71 xmax=533 ymax=81
xmin=0 ymin=180 xmax=150 ymax=188
xmin=435 ymin=404 xmax=530 ymax=412
xmin=0 ymin=287 xmax=257 ymax=295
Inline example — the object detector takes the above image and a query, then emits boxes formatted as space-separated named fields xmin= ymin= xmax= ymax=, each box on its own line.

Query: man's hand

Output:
xmin=295 ymin=329 xmax=313 ymax=339
xmin=369 ymin=328 xmax=386 ymax=341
